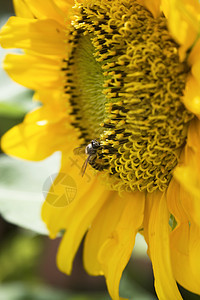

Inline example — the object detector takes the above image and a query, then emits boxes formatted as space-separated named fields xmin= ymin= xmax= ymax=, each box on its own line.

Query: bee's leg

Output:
xmin=81 ymin=156 xmax=90 ymax=176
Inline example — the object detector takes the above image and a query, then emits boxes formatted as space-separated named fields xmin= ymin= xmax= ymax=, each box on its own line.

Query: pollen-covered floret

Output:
xmin=62 ymin=0 xmax=194 ymax=193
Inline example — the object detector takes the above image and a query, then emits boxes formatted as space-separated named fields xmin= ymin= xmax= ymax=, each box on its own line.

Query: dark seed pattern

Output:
xmin=62 ymin=0 xmax=194 ymax=192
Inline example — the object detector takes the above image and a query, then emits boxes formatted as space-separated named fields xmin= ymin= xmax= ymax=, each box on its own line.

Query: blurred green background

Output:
xmin=0 ymin=1 xmax=199 ymax=300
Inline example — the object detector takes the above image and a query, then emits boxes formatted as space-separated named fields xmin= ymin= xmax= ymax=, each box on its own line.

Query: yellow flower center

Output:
xmin=63 ymin=0 xmax=194 ymax=192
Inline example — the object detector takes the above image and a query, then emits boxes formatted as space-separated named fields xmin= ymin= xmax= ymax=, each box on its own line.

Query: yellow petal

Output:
xmin=83 ymin=192 xmax=128 ymax=275
xmin=187 ymin=116 xmax=200 ymax=153
xmin=33 ymin=89 xmax=68 ymax=114
xmin=145 ymin=191 xmax=182 ymax=300
xmin=18 ymin=0 xmax=66 ymax=26
xmin=54 ymin=0 xmax=74 ymax=15
xmin=174 ymin=163 xmax=200 ymax=227
xmin=180 ymin=181 xmax=200 ymax=226
xmin=42 ymin=148 xmax=102 ymax=236
xmin=161 ymin=0 xmax=169 ymax=18
xmin=183 ymin=75 xmax=200 ymax=118
xmin=189 ymin=224 xmax=200 ymax=289
xmin=1 ymin=106 xmax=69 ymax=161
xmin=56 ymin=179 xmax=110 ymax=275
xmin=174 ymin=118 xmax=200 ymax=203
xmin=13 ymin=0 xmax=35 ymax=18
xmin=167 ymin=178 xmax=188 ymax=223
xmin=166 ymin=0 xmax=200 ymax=60
xmin=3 ymin=54 xmax=62 ymax=90
xmin=23 ymin=102 xmax=65 ymax=123
xmin=191 ymin=57 xmax=200 ymax=87
xmin=0 ymin=17 xmax=66 ymax=56
xmin=170 ymin=222 xmax=200 ymax=294
xmin=167 ymin=179 xmax=200 ymax=294
xmin=188 ymin=37 xmax=200 ymax=66
xmin=174 ymin=145 xmax=200 ymax=227
xmin=137 ymin=0 xmax=161 ymax=18
xmin=186 ymin=23 xmax=200 ymax=89
xmin=98 ymin=192 xmax=145 ymax=300
xmin=168 ymin=175 xmax=200 ymax=232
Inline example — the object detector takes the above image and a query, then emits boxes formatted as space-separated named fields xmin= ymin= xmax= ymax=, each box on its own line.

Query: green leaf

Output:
xmin=0 ymin=91 xmax=36 ymax=117
xmin=0 ymin=153 xmax=61 ymax=234
xmin=120 ymin=273 xmax=156 ymax=300
xmin=0 ymin=283 xmax=109 ymax=300
xmin=0 ymin=234 xmax=42 ymax=282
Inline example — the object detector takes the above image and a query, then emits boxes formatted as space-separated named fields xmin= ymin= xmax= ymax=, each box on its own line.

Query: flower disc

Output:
xmin=63 ymin=0 xmax=194 ymax=192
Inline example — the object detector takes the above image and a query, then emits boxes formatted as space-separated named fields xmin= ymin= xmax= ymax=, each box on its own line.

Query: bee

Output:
xmin=74 ymin=140 xmax=102 ymax=176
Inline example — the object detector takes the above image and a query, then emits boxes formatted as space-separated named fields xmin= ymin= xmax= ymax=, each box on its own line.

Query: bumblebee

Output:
xmin=74 ymin=139 xmax=105 ymax=176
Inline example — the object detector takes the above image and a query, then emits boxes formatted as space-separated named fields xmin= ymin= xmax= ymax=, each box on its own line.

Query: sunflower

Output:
xmin=1 ymin=0 xmax=200 ymax=299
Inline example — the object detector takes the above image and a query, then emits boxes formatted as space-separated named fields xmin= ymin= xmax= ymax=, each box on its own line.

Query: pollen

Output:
xmin=62 ymin=0 xmax=194 ymax=193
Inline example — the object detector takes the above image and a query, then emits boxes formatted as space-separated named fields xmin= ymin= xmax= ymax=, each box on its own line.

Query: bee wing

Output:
xmin=73 ymin=146 xmax=85 ymax=155
xmin=81 ymin=156 xmax=90 ymax=177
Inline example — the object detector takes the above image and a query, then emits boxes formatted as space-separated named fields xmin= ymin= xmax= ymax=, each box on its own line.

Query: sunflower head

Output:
xmin=62 ymin=0 xmax=194 ymax=193
xmin=1 ymin=0 xmax=200 ymax=300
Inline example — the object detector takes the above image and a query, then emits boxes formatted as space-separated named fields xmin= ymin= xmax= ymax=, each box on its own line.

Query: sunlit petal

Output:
xmin=98 ymin=192 xmax=145 ymax=300
xmin=145 ymin=191 xmax=182 ymax=300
